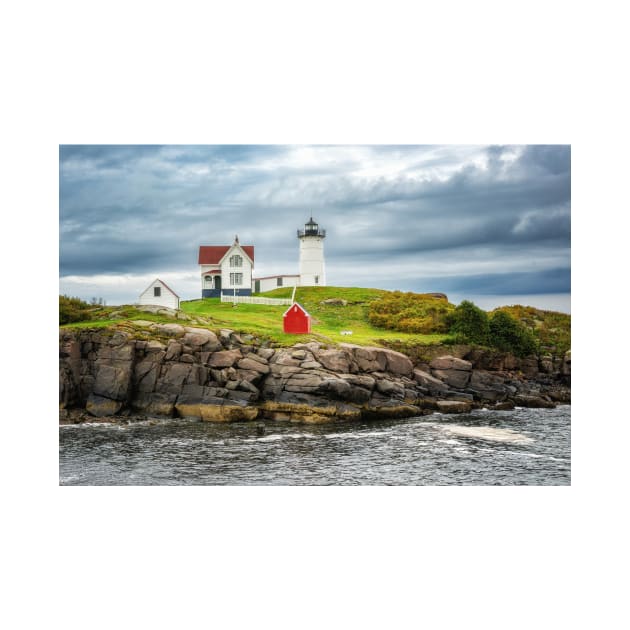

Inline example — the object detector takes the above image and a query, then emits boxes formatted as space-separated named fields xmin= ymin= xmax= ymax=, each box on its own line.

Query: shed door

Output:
xmin=255 ymin=280 xmax=260 ymax=293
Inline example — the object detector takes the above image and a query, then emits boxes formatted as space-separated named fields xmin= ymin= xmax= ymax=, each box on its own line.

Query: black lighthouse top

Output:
xmin=297 ymin=216 xmax=326 ymax=238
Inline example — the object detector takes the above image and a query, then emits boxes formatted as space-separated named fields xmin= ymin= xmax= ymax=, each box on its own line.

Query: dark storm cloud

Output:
xmin=429 ymin=268 xmax=571 ymax=296
xmin=59 ymin=144 xmax=571 ymax=303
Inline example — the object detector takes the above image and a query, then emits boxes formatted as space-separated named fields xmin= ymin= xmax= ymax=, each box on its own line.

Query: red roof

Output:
xmin=202 ymin=270 xmax=222 ymax=275
xmin=198 ymin=245 xmax=254 ymax=264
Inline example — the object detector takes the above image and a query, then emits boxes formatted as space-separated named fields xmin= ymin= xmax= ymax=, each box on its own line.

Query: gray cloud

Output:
xmin=59 ymin=144 xmax=571 ymax=309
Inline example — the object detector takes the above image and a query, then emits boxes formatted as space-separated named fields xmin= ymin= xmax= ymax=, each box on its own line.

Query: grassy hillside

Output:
xmin=60 ymin=288 xmax=570 ymax=354
xmin=182 ymin=286 xmax=451 ymax=346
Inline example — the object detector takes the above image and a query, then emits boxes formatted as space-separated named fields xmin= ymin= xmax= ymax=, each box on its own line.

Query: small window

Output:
xmin=314 ymin=276 xmax=319 ymax=284
xmin=205 ymin=276 xmax=212 ymax=284
xmin=277 ymin=277 xmax=283 ymax=287
xmin=230 ymin=255 xmax=243 ymax=267
xmin=154 ymin=286 xmax=161 ymax=297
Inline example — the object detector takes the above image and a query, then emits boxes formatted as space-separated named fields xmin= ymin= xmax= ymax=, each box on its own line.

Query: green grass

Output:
xmin=59 ymin=287 xmax=570 ymax=355
xmin=181 ymin=286 xmax=450 ymax=347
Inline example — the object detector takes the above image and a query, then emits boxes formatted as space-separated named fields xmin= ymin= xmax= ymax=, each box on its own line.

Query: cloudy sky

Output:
xmin=59 ymin=144 xmax=570 ymax=312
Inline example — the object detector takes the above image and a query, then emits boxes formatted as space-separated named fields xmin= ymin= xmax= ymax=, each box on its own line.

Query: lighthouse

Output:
xmin=297 ymin=216 xmax=326 ymax=286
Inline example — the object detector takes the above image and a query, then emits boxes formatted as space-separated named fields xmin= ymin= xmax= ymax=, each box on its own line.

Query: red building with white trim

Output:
xmin=283 ymin=303 xmax=311 ymax=334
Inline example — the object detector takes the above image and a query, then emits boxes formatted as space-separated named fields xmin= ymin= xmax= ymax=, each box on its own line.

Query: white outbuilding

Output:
xmin=137 ymin=278 xmax=180 ymax=310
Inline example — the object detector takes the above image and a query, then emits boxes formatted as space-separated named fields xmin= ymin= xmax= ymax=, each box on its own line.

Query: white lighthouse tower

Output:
xmin=298 ymin=216 xmax=326 ymax=286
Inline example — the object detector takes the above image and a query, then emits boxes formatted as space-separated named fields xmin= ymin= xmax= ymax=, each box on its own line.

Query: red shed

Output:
xmin=283 ymin=302 xmax=311 ymax=334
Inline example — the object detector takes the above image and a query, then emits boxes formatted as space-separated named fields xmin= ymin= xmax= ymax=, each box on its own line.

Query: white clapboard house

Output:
xmin=137 ymin=278 xmax=180 ymax=309
xmin=198 ymin=236 xmax=255 ymax=298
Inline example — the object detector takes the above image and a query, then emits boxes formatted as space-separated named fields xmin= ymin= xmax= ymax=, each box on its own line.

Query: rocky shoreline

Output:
xmin=59 ymin=323 xmax=570 ymax=425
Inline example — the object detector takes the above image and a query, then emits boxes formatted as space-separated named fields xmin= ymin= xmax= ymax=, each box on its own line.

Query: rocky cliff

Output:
xmin=59 ymin=323 xmax=570 ymax=424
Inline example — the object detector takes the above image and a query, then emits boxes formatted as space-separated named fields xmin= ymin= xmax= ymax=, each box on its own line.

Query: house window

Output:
xmin=230 ymin=255 xmax=243 ymax=267
xmin=277 ymin=277 xmax=283 ymax=287
xmin=154 ymin=286 xmax=161 ymax=297
xmin=205 ymin=276 xmax=212 ymax=285
xmin=314 ymin=276 xmax=319 ymax=284
xmin=230 ymin=272 xmax=243 ymax=286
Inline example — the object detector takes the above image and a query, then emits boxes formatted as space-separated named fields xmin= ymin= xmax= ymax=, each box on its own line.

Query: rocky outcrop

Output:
xmin=59 ymin=325 xmax=570 ymax=424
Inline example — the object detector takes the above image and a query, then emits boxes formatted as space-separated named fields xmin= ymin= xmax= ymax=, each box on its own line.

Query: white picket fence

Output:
xmin=220 ymin=294 xmax=293 ymax=306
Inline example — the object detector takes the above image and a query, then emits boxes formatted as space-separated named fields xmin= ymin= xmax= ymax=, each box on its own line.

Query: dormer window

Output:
xmin=230 ymin=254 xmax=243 ymax=267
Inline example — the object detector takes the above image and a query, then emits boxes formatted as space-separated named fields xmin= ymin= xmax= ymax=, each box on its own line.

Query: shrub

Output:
xmin=488 ymin=310 xmax=537 ymax=357
xmin=495 ymin=305 xmax=570 ymax=356
xmin=367 ymin=292 xmax=454 ymax=334
xmin=447 ymin=300 xmax=490 ymax=345
xmin=59 ymin=295 xmax=92 ymax=324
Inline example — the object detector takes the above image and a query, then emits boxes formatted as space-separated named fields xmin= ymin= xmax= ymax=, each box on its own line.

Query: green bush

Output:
xmin=59 ymin=295 xmax=92 ymax=325
xmin=367 ymin=292 xmax=454 ymax=334
xmin=488 ymin=310 xmax=537 ymax=357
xmin=494 ymin=305 xmax=570 ymax=356
xmin=447 ymin=300 xmax=490 ymax=345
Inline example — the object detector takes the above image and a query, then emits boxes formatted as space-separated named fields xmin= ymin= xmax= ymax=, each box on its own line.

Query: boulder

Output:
xmin=320 ymin=298 xmax=348 ymax=306
xmin=362 ymin=400 xmax=422 ymax=420
xmin=431 ymin=368 xmax=471 ymax=389
xmin=492 ymin=401 xmax=515 ymax=411
xmin=520 ymin=357 xmax=540 ymax=378
xmin=156 ymin=363 xmax=193 ymax=395
xmin=562 ymin=350 xmax=571 ymax=377
xmin=134 ymin=358 xmax=161 ymax=393
xmin=108 ymin=331 xmax=130 ymax=347
xmin=380 ymin=348 xmax=414 ymax=376
xmin=514 ymin=395 xmax=556 ymax=409
xmin=153 ymin=323 xmax=186 ymax=337
xmin=93 ymin=362 xmax=132 ymax=401
xmin=257 ymin=348 xmax=275 ymax=360
xmin=413 ymin=369 xmax=448 ymax=393
xmin=315 ymin=349 xmax=351 ymax=373
xmin=271 ymin=351 xmax=302 ymax=367
xmin=237 ymin=357 xmax=270 ymax=374
xmin=436 ymin=400 xmax=472 ymax=414
xmin=539 ymin=355 xmax=554 ymax=374
xmin=342 ymin=345 xmax=384 ymax=372
xmin=132 ymin=392 xmax=177 ymax=417
xmin=375 ymin=379 xmax=405 ymax=398
xmin=86 ymin=394 xmax=123 ymax=417
xmin=182 ymin=328 xmax=220 ymax=349
xmin=236 ymin=369 xmax=264 ymax=385
xmin=165 ymin=341 xmax=182 ymax=361
xmin=208 ymin=349 xmax=243 ymax=368
xmin=146 ymin=340 xmax=166 ymax=353
xmin=284 ymin=372 xmax=326 ymax=392
xmin=175 ymin=396 xmax=258 ymax=422
xmin=429 ymin=356 xmax=472 ymax=371
xmin=260 ymin=392 xmax=362 ymax=423
xmin=300 ymin=360 xmax=322 ymax=369
xmin=338 ymin=374 xmax=376 ymax=391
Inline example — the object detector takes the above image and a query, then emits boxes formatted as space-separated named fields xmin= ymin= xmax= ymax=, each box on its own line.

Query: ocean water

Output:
xmin=59 ymin=405 xmax=570 ymax=486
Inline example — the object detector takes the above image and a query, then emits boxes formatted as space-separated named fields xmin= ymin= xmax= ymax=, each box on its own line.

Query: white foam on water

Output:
xmin=323 ymin=431 xmax=391 ymax=440
xmin=61 ymin=422 xmax=118 ymax=428
xmin=254 ymin=435 xmax=287 ymax=442
xmin=242 ymin=433 xmax=317 ymax=443
xmin=441 ymin=425 xmax=535 ymax=444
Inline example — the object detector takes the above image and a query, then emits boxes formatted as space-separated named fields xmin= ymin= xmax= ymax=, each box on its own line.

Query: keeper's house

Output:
xmin=138 ymin=278 xmax=180 ymax=309
xmin=198 ymin=236 xmax=254 ymax=298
